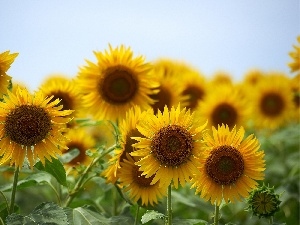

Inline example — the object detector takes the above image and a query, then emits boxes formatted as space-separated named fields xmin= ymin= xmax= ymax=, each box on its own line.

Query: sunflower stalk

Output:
xmin=9 ymin=167 xmax=20 ymax=214
xmin=213 ymin=204 xmax=220 ymax=225
xmin=165 ymin=184 xmax=172 ymax=225
xmin=134 ymin=205 xmax=140 ymax=225
xmin=64 ymin=144 xmax=117 ymax=207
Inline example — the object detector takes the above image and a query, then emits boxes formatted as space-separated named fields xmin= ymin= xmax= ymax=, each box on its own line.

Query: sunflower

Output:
xmin=118 ymin=154 xmax=167 ymax=206
xmin=180 ymin=70 xmax=207 ymax=110
xmin=76 ymin=44 xmax=159 ymax=121
xmin=288 ymin=36 xmax=300 ymax=73
xmin=0 ymin=51 xmax=18 ymax=97
xmin=196 ymin=84 xmax=249 ymax=129
xmin=39 ymin=74 xmax=85 ymax=119
xmin=62 ymin=128 xmax=96 ymax=168
xmin=210 ymin=71 xmax=233 ymax=86
xmin=0 ymin=86 xmax=73 ymax=168
xmin=101 ymin=106 xmax=146 ymax=184
xmin=243 ymin=69 xmax=266 ymax=86
xmin=191 ymin=124 xmax=265 ymax=205
xmin=150 ymin=62 xmax=187 ymax=114
xmin=131 ymin=104 xmax=207 ymax=188
xmin=290 ymin=74 xmax=300 ymax=122
xmin=249 ymin=73 xmax=294 ymax=130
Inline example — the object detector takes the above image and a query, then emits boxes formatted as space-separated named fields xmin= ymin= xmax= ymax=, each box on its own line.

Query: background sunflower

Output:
xmin=76 ymin=44 xmax=159 ymax=121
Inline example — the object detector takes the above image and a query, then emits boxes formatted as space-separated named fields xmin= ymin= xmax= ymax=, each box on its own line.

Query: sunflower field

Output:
xmin=0 ymin=37 xmax=299 ymax=225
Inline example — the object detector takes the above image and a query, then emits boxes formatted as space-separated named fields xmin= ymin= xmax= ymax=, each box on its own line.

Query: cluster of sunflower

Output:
xmin=0 ymin=36 xmax=299 ymax=224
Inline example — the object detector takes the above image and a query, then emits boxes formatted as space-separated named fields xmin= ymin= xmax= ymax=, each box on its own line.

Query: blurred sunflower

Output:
xmin=76 ymin=44 xmax=158 ymax=121
xmin=243 ymin=69 xmax=266 ymax=86
xmin=150 ymin=62 xmax=187 ymax=114
xmin=288 ymin=36 xmax=300 ymax=73
xmin=118 ymin=154 xmax=167 ymax=206
xmin=101 ymin=106 xmax=145 ymax=184
xmin=191 ymin=124 xmax=265 ymax=205
xmin=0 ymin=50 xmax=18 ymax=97
xmin=290 ymin=74 xmax=300 ymax=122
xmin=210 ymin=71 xmax=233 ymax=86
xmin=62 ymin=128 xmax=96 ymax=168
xmin=39 ymin=75 xmax=85 ymax=119
xmin=131 ymin=105 xmax=207 ymax=188
xmin=0 ymin=86 xmax=73 ymax=168
xmin=250 ymin=73 xmax=294 ymax=130
xmin=180 ymin=70 xmax=207 ymax=110
xmin=196 ymin=84 xmax=249 ymax=129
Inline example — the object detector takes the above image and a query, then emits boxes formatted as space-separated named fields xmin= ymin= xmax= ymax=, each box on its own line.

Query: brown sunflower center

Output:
xmin=151 ymin=125 xmax=193 ymax=167
xmin=50 ymin=91 xmax=73 ymax=110
xmin=150 ymin=86 xmax=172 ymax=114
xmin=4 ymin=105 xmax=52 ymax=146
xmin=260 ymin=92 xmax=284 ymax=117
xmin=205 ymin=145 xmax=244 ymax=185
xmin=101 ymin=67 xmax=137 ymax=104
xmin=182 ymin=85 xmax=204 ymax=109
xmin=133 ymin=165 xmax=154 ymax=187
xmin=65 ymin=142 xmax=86 ymax=165
xmin=211 ymin=103 xmax=238 ymax=128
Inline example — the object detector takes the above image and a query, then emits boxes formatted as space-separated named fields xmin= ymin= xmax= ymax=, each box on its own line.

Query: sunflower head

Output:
xmin=246 ymin=183 xmax=281 ymax=219
xmin=0 ymin=86 xmax=73 ymax=168
xmin=249 ymin=73 xmax=294 ymax=130
xmin=101 ymin=106 xmax=146 ymax=184
xmin=39 ymin=74 xmax=85 ymax=120
xmin=288 ymin=36 xmax=300 ymax=73
xmin=62 ymin=128 xmax=96 ymax=168
xmin=131 ymin=104 xmax=207 ymax=188
xmin=180 ymin=70 xmax=207 ymax=110
xmin=76 ymin=44 xmax=159 ymax=121
xmin=118 ymin=154 xmax=167 ymax=206
xmin=0 ymin=51 xmax=18 ymax=97
xmin=243 ymin=69 xmax=266 ymax=86
xmin=191 ymin=124 xmax=265 ymax=205
xmin=196 ymin=84 xmax=249 ymax=129
xmin=150 ymin=61 xmax=190 ymax=114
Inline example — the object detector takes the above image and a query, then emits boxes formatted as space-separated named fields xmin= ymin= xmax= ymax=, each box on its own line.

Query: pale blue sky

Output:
xmin=1 ymin=0 xmax=299 ymax=90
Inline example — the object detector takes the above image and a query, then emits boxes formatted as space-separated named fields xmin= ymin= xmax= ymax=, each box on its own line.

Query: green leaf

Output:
xmin=35 ymin=157 xmax=67 ymax=186
xmin=6 ymin=202 xmax=68 ymax=225
xmin=0 ymin=172 xmax=53 ymax=192
xmin=141 ymin=210 xmax=165 ymax=224
xmin=66 ymin=207 xmax=132 ymax=225
xmin=173 ymin=219 xmax=209 ymax=225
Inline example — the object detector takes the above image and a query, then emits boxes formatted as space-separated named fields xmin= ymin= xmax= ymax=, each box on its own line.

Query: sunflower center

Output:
xmin=182 ymin=85 xmax=204 ymax=109
xmin=4 ymin=105 xmax=52 ymax=146
xmin=150 ymin=86 xmax=172 ymax=114
xmin=66 ymin=142 xmax=86 ymax=165
xmin=260 ymin=93 xmax=284 ymax=117
xmin=205 ymin=145 xmax=244 ymax=185
xmin=101 ymin=67 xmax=137 ymax=104
xmin=211 ymin=103 xmax=238 ymax=128
xmin=151 ymin=125 xmax=193 ymax=167
xmin=50 ymin=91 xmax=73 ymax=110
xmin=133 ymin=165 xmax=154 ymax=187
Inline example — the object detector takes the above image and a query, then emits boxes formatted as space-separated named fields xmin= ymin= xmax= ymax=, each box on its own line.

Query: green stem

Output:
xmin=9 ymin=167 xmax=20 ymax=214
xmin=165 ymin=185 xmax=172 ymax=225
xmin=214 ymin=204 xmax=219 ymax=225
xmin=64 ymin=144 xmax=117 ymax=207
xmin=134 ymin=205 xmax=140 ymax=225
xmin=269 ymin=216 xmax=274 ymax=224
